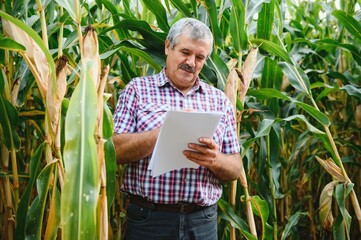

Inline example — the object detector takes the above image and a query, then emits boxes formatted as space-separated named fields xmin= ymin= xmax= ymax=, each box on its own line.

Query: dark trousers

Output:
xmin=124 ymin=203 xmax=218 ymax=240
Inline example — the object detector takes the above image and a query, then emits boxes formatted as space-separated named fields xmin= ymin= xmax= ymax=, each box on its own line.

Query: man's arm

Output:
xmin=112 ymin=128 xmax=160 ymax=164
xmin=183 ymin=137 xmax=243 ymax=181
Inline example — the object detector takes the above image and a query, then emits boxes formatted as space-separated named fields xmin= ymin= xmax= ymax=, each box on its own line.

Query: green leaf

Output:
xmin=279 ymin=62 xmax=312 ymax=96
xmin=55 ymin=0 xmax=79 ymax=23
xmin=0 ymin=37 xmax=25 ymax=51
xmin=105 ymin=19 xmax=167 ymax=51
xmin=278 ymin=115 xmax=325 ymax=134
xmin=61 ymin=60 xmax=99 ymax=239
xmin=334 ymin=183 xmax=353 ymax=239
xmin=332 ymin=10 xmax=361 ymax=41
xmin=251 ymin=39 xmax=292 ymax=64
xmin=119 ymin=46 xmax=162 ymax=72
xmin=241 ymin=119 xmax=275 ymax=158
xmin=141 ymin=0 xmax=170 ymax=32
xmin=257 ymin=0 xmax=274 ymax=40
xmin=170 ymin=0 xmax=193 ymax=17
xmin=206 ymin=51 xmax=229 ymax=90
xmin=247 ymin=88 xmax=291 ymax=101
xmin=230 ymin=0 xmax=247 ymax=52
xmin=340 ymin=85 xmax=361 ymax=99
xmin=250 ymin=195 xmax=273 ymax=240
xmin=25 ymin=161 xmax=56 ymax=240
xmin=102 ymin=102 xmax=114 ymax=139
xmin=0 ymin=93 xmax=20 ymax=149
xmin=247 ymin=0 xmax=271 ymax=23
xmin=204 ymin=0 xmax=223 ymax=47
xmin=15 ymin=143 xmax=46 ymax=240
xmin=104 ymin=139 xmax=116 ymax=210
xmin=295 ymin=101 xmax=331 ymax=127
xmin=281 ymin=211 xmax=308 ymax=240
xmin=218 ymin=199 xmax=257 ymax=240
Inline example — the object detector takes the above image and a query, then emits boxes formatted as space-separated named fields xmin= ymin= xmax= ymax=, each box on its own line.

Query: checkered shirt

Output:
xmin=113 ymin=68 xmax=240 ymax=206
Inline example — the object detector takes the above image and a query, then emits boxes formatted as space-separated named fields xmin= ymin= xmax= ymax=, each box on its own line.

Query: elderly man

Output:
xmin=113 ymin=17 xmax=242 ymax=239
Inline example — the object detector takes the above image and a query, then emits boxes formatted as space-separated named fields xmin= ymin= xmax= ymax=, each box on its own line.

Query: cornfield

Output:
xmin=0 ymin=0 xmax=360 ymax=239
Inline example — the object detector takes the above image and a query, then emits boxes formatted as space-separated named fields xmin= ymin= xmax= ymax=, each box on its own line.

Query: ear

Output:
xmin=165 ymin=40 xmax=170 ymax=55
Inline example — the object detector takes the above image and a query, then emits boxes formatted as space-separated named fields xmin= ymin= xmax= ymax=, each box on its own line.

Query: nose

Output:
xmin=186 ymin=55 xmax=196 ymax=67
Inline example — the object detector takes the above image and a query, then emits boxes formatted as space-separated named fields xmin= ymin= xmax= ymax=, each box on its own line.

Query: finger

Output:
xmin=198 ymin=137 xmax=216 ymax=150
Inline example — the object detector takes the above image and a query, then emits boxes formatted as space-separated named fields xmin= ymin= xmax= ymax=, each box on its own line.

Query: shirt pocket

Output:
xmin=137 ymin=103 xmax=170 ymax=131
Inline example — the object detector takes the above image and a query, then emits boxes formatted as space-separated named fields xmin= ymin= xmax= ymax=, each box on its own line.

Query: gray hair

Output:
xmin=166 ymin=18 xmax=213 ymax=55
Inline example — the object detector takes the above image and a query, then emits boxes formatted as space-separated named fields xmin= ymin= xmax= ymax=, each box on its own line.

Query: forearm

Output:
xmin=209 ymin=153 xmax=243 ymax=181
xmin=112 ymin=129 xmax=160 ymax=164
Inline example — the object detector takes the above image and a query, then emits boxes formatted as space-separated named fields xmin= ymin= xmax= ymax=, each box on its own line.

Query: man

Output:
xmin=113 ymin=17 xmax=242 ymax=239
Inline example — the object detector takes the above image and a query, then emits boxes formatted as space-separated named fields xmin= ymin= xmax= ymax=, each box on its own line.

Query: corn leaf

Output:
xmin=247 ymin=88 xmax=291 ymax=101
xmin=251 ymin=39 xmax=292 ymax=64
xmin=206 ymin=51 xmax=229 ymax=90
xmin=0 ymin=10 xmax=56 ymax=87
xmin=257 ymin=0 xmax=274 ymax=40
xmin=61 ymin=60 xmax=99 ymax=239
xmin=279 ymin=115 xmax=325 ymax=134
xmin=281 ymin=211 xmax=308 ymax=240
xmin=55 ymin=0 xmax=79 ymax=23
xmin=295 ymin=101 xmax=331 ymax=127
xmin=204 ymin=0 xmax=223 ymax=47
xmin=141 ymin=0 xmax=170 ymax=32
xmin=334 ymin=183 xmax=353 ymax=239
xmin=218 ymin=199 xmax=257 ymax=240
xmin=279 ymin=62 xmax=312 ymax=97
xmin=15 ymin=143 xmax=45 ymax=240
xmin=119 ymin=46 xmax=162 ymax=72
xmin=0 ymin=89 xmax=20 ymax=149
xmin=0 ymin=37 xmax=25 ymax=51
xmin=169 ymin=0 xmax=192 ymax=17
xmin=332 ymin=10 xmax=361 ymax=42
xmin=230 ymin=0 xmax=247 ymax=52
xmin=104 ymin=139 xmax=116 ymax=209
xmin=44 ymin=181 xmax=61 ymax=240
xmin=246 ymin=0 xmax=271 ymax=25
xmin=250 ymin=195 xmax=273 ymax=240
xmin=25 ymin=161 xmax=56 ymax=240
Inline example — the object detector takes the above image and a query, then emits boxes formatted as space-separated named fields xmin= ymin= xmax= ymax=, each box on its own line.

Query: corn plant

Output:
xmin=0 ymin=0 xmax=360 ymax=240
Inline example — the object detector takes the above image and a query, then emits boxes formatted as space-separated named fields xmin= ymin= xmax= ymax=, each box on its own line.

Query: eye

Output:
xmin=180 ymin=50 xmax=190 ymax=56
xmin=196 ymin=55 xmax=206 ymax=61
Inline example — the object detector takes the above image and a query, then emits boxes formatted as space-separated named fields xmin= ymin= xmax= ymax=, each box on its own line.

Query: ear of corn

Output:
xmin=316 ymin=156 xmax=346 ymax=182
xmin=82 ymin=25 xmax=101 ymax=89
xmin=239 ymin=47 xmax=258 ymax=104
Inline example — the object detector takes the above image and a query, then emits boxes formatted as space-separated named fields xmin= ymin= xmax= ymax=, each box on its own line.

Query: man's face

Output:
xmin=165 ymin=34 xmax=211 ymax=94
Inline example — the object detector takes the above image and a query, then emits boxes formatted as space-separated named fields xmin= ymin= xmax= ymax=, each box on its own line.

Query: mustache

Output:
xmin=179 ymin=64 xmax=195 ymax=73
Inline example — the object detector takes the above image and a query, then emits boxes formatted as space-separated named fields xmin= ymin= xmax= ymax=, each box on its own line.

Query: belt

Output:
xmin=127 ymin=194 xmax=207 ymax=214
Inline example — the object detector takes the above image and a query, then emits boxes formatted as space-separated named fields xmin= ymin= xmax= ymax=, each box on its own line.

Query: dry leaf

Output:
xmin=319 ymin=180 xmax=338 ymax=229
xmin=3 ymin=19 xmax=49 ymax=97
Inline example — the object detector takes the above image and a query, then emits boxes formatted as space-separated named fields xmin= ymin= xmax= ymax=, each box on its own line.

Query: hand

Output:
xmin=183 ymin=137 xmax=219 ymax=168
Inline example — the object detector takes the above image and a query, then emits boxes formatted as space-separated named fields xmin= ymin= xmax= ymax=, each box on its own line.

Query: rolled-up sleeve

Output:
xmin=113 ymin=82 xmax=138 ymax=134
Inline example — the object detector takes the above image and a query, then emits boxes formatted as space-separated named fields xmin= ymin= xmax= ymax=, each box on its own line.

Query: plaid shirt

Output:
xmin=113 ymin=68 xmax=239 ymax=206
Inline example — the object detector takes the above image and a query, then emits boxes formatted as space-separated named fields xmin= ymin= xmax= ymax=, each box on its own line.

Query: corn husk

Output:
xmin=316 ymin=156 xmax=346 ymax=182
xmin=239 ymin=48 xmax=258 ymax=104
xmin=355 ymin=104 xmax=361 ymax=128
xmin=47 ymin=55 xmax=68 ymax=149
xmin=82 ymin=25 xmax=100 ymax=89
xmin=224 ymin=69 xmax=239 ymax=110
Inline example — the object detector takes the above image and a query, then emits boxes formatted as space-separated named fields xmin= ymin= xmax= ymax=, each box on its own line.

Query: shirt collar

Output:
xmin=157 ymin=68 xmax=205 ymax=94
